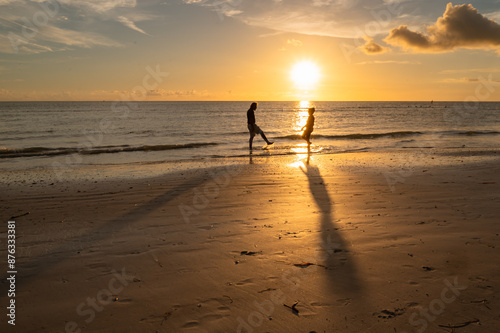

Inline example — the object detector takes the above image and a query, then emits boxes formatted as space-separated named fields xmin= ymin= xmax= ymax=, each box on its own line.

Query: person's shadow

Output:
xmin=300 ymin=153 xmax=361 ymax=297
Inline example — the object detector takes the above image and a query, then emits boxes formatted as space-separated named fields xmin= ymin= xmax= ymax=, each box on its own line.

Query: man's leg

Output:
xmin=260 ymin=131 xmax=273 ymax=145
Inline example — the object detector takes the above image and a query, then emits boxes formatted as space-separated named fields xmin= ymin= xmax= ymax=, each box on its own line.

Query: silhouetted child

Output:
xmin=301 ymin=107 xmax=315 ymax=145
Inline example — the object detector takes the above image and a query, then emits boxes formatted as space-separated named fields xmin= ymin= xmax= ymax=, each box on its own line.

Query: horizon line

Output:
xmin=1 ymin=100 xmax=499 ymax=103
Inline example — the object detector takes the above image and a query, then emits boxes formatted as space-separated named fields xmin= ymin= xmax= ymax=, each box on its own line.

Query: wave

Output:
xmin=452 ymin=130 xmax=500 ymax=136
xmin=275 ymin=130 xmax=500 ymax=141
xmin=0 ymin=143 xmax=218 ymax=159
xmin=276 ymin=131 xmax=423 ymax=140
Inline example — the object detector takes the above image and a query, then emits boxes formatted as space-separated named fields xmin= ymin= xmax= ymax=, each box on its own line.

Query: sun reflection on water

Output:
xmin=288 ymin=101 xmax=325 ymax=167
xmin=299 ymin=101 xmax=311 ymax=109
xmin=293 ymin=101 xmax=311 ymax=132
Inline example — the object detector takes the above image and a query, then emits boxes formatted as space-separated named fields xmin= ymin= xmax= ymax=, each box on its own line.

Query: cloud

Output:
xmin=0 ymin=31 xmax=54 ymax=53
xmin=385 ymin=3 xmax=500 ymax=53
xmin=439 ymin=68 xmax=500 ymax=74
xmin=117 ymin=16 xmax=149 ymax=35
xmin=486 ymin=10 xmax=500 ymax=22
xmin=357 ymin=60 xmax=419 ymax=65
xmin=287 ymin=38 xmax=302 ymax=47
xmin=0 ymin=87 xmax=204 ymax=101
xmin=312 ymin=0 xmax=334 ymax=6
xmin=440 ymin=77 xmax=500 ymax=83
xmin=4 ymin=24 xmax=123 ymax=53
xmin=183 ymin=0 xmax=242 ymax=18
xmin=359 ymin=36 xmax=388 ymax=54
xmin=145 ymin=89 xmax=197 ymax=97
xmin=0 ymin=0 xmax=152 ymax=53
xmin=59 ymin=0 xmax=153 ymax=36
xmin=57 ymin=0 xmax=137 ymax=14
xmin=182 ymin=0 xmax=500 ymax=44
xmin=0 ymin=88 xmax=14 ymax=98
xmin=182 ymin=0 xmax=415 ymax=38
xmin=41 ymin=25 xmax=123 ymax=48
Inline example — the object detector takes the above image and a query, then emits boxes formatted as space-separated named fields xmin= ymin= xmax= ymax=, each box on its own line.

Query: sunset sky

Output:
xmin=1 ymin=0 xmax=500 ymax=101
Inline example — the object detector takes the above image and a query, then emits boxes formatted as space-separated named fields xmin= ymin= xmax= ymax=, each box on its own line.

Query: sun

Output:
xmin=290 ymin=61 xmax=321 ymax=89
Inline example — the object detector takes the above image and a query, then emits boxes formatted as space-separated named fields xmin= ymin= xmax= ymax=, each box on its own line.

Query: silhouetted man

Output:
xmin=247 ymin=102 xmax=273 ymax=150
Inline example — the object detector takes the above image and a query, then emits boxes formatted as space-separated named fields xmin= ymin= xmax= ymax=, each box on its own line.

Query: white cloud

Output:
xmin=117 ymin=16 xmax=149 ymax=35
xmin=58 ymin=0 xmax=153 ymax=36
xmin=9 ymin=39 xmax=54 ymax=53
xmin=41 ymin=25 xmax=123 ymax=48
xmin=1 ymin=22 xmax=123 ymax=54
xmin=183 ymin=0 xmax=243 ymax=19
xmin=57 ymin=0 xmax=137 ymax=14
xmin=0 ymin=0 xmax=150 ymax=53
xmin=182 ymin=0 xmax=430 ymax=38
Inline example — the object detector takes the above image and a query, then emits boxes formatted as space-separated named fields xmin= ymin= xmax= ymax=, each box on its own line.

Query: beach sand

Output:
xmin=1 ymin=149 xmax=499 ymax=332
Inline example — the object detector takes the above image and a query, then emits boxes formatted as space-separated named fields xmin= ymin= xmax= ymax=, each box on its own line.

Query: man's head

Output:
xmin=250 ymin=102 xmax=258 ymax=110
xmin=308 ymin=107 xmax=315 ymax=115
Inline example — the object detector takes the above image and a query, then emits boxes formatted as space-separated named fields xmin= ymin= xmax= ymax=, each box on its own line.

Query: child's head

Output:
xmin=308 ymin=107 xmax=315 ymax=115
xmin=250 ymin=102 xmax=258 ymax=110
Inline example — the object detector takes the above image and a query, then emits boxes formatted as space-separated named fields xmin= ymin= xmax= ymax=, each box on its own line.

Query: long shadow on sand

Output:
xmin=300 ymin=155 xmax=362 ymax=298
xmin=3 ymin=168 xmax=229 ymax=287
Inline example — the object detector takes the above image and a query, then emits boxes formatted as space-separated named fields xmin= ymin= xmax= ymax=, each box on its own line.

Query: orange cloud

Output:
xmin=385 ymin=3 xmax=500 ymax=53
xmin=359 ymin=36 xmax=389 ymax=55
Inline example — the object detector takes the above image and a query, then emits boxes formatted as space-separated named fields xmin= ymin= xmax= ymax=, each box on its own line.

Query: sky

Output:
xmin=0 ymin=0 xmax=500 ymax=101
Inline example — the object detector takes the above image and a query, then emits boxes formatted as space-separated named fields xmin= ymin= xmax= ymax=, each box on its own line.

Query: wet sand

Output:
xmin=1 ymin=149 xmax=499 ymax=332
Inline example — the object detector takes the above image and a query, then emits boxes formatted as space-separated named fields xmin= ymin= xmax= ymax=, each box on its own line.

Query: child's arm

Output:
xmin=301 ymin=116 xmax=311 ymax=131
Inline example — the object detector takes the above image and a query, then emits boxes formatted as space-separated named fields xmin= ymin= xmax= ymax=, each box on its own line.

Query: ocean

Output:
xmin=1 ymin=101 xmax=499 ymax=177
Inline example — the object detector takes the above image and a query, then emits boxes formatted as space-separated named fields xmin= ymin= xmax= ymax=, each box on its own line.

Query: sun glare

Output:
xmin=299 ymin=100 xmax=311 ymax=109
xmin=294 ymin=100 xmax=311 ymax=131
xmin=291 ymin=61 xmax=321 ymax=89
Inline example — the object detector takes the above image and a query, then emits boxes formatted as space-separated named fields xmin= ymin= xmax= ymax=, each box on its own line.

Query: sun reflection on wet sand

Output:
xmin=289 ymin=143 xmax=315 ymax=168
xmin=291 ymin=143 xmax=310 ymax=159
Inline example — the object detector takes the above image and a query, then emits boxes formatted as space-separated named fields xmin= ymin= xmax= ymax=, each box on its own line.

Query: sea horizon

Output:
xmin=2 ymin=100 xmax=500 ymax=103
xmin=1 ymin=100 xmax=499 ymax=183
